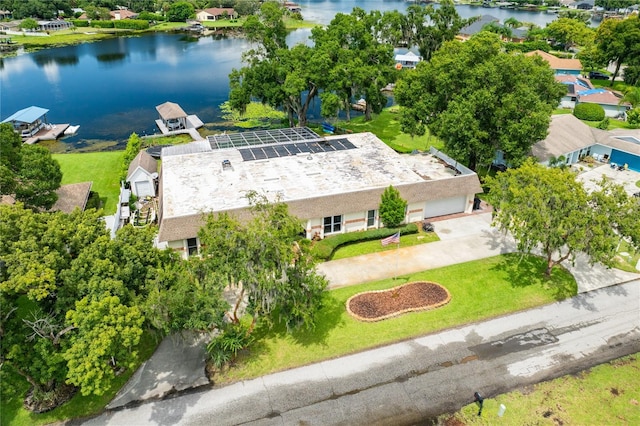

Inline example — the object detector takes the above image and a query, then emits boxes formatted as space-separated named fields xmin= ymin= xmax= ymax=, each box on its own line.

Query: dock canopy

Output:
xmin=2 ymin=106 xmax=49 ymax=125
xmin=156 ymin=102 xmax=187 ymax=120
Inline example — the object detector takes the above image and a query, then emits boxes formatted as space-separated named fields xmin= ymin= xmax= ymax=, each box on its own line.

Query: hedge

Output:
xmin=311 ymin=223 xmax=419 ymax=261
xmin=114 ymin=19 xmax=150 ymax=30
xmin=71 ymin=19 xmax=89 ymax=27
xmin=574 ymin=103 xmax=605 ymax=121
xmin=91 ymin=20 xmax=115 ymax=28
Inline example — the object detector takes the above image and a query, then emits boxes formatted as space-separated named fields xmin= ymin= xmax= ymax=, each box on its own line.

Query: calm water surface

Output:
xmin=0 ymin=1 xmax=583 ymax=151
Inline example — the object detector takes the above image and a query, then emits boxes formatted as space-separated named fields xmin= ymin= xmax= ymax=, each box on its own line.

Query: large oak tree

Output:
xmin=395 ymin=32 xmax=565 ymax=171
xmin=486 ymin=159 xmax=640 ymax=276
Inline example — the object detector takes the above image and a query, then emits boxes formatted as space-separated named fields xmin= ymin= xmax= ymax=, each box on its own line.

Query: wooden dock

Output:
xmin=24 ymin=124 xmax=69 ymax=144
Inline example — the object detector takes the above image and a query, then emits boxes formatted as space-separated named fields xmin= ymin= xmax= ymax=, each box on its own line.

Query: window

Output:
xmin=186 ymin=238 xmax=198 ymax=256
xmin=323 ymin=215 xmax=342 ymax=234
xmin=367 ymin=210 xmax=376 ymax=227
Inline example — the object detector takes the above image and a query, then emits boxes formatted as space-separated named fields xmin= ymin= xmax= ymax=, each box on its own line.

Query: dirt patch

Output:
xmin=610 ymin=387 xmax=621 ymax=396
xmin=346 ymin=281 xmax=451 ymax=322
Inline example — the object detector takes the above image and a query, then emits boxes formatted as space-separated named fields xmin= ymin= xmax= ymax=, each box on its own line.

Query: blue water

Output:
xmin=0 ymin=2 xmax=580 ymax=151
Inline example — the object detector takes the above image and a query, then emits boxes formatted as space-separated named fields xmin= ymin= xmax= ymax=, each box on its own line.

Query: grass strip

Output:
xmin=443 ymin=353 xmax=640 ymax=425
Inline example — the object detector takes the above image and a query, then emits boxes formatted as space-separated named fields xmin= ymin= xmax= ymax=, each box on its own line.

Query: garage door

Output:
xmin=424 ymin=196 xmax=466 ymax=218
xmin=135 ymin=181 xmax=153 ymax=197
xmin=610 ymin=150 xmax=640 ymax=172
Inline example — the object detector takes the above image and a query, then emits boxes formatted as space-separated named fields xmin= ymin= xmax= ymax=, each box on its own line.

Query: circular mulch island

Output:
xmin=346 ymin=281 xmax=451 ymax=322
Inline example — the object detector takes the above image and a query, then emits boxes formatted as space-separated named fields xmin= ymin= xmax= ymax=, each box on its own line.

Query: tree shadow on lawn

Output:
xmin=491 ymin=253 xmax=577 ymax=301
xmin=251 ymin=292 xmax=347 ymax=348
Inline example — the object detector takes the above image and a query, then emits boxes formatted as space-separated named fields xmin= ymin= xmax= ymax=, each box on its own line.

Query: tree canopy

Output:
xmin=395 ymin=32 xmax=565 ymax=171
xmin=486 ymin=159 xmax=640 ymax=276
xmin=0 ymin=123 xmax=62 ymax=210
xmin=0 ymin=204 xmax=174 ymax=399
xmin=197 ymin=191 xmax=328 ymax=333
xmin=595 ymin=15 xmax=640 ymax=85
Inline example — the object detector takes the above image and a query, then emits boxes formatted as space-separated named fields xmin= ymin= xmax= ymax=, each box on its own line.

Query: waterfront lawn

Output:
xmin=336 ymin=108 xmax=445 ymax=153
xmin=443 ymin=353 xmax=640 ymax=425
xmin=53 ymin=151 xmax=123 ymax=215
xmin=214 ymin=254 xmax=577 ymax=384
xmin=10 ymin=28 xmax=126 ymax=47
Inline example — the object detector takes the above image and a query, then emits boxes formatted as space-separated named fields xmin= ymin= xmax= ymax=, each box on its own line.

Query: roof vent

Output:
xmin=222 ymin=159 xmax=233 ymax=170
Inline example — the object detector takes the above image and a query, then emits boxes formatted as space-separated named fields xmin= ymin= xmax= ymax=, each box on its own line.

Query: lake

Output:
xmin=0 ymin=1 xmax=582 ymax=152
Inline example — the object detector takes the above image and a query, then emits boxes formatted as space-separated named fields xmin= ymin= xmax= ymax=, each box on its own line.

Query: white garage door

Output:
xmin=424 ymin=196 xmax=466 ymax=218
xmin=135 ymin=180 xmax=153 ymax=197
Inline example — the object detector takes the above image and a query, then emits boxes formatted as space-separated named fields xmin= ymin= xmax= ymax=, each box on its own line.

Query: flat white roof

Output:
xmin=161 ymin=132 xmax=459 ymax=219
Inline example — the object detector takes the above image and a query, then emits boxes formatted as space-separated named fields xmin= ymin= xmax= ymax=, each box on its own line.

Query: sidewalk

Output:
xmin=106 ymin=212 xmax=639 ymax=411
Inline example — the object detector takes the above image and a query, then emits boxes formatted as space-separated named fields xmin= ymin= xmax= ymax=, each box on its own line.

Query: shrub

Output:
xmin=114 ymin=20 xmax=149 ymax=30
xmin=72 ymin=19 xmax=89 ymax=27
xmin=627 ymin=108 xmax=640 ymax=128
xmin=574 ymin=103 xmax=605 ymax=121
xmin=206 ymin=323 xmax=253 ymax=370
xmin=138 ymin=12 xmax=165 ymax=21
xmin=596 ymin=117 xmax=610 ymax=130
xmin=91 ymin=20 xmax=115 ymax=28
xmin=311 ymin=223 xmax=419 ymax=261
xmin=379 ymin=185 xmax=407 ymax=228
xmin=623 ymin=65 xmax=640 ymax=87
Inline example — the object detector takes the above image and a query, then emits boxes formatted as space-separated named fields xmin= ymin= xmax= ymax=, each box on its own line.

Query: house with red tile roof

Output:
xmin=525 ymin=50 xmax=582 ymax=75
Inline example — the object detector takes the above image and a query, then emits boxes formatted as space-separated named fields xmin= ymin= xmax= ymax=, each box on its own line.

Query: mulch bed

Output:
xmin=346 ymin=281 xmax=451 ymax=322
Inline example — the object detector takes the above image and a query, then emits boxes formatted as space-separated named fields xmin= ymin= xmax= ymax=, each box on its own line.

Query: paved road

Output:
xmin=83 ymin=280 xmax=640 ymax=426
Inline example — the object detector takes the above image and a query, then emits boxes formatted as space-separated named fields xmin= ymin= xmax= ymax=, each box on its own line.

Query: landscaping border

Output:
xmin=346 ymin=281 xmax=452 ymax=322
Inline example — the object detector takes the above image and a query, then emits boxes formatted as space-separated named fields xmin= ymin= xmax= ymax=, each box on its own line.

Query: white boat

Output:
xmin=64 ymin=124 xmax=80 ymax=135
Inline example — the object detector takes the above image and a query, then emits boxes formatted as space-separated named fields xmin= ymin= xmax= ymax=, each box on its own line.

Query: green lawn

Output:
xmin=442 ymin=353 xmax=640 ymax=425
xmin=0 ymin=331 xmax=159 ymax=426
xmin=614 ymin=240 xmax=640 ymax=273
xmin=331 ymin=230 xmax=439 ymax=260
xmin=53 ymin=151 xmax=123 ymax=215
xmin=214 ymin=254 xmax=576 ymax=384
xmin=336 ymin=108 xmax=445 ymax=153
xmin=582 ymin=119 xmax=634 ymax=130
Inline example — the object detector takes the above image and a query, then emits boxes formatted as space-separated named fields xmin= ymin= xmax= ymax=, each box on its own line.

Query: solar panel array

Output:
xmin=239 ymin=139 xmax=356 ymax=162
xmin=208 ymin=127 xmax=324 ymax=150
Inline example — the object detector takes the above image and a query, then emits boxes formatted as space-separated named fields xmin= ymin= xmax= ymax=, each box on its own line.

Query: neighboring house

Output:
xmin=576 ymin=88 xmax=631 ymax=118
xmin=156 ymin=102 xmax=187 ymax=131
xmin=127 ymin=151 xmax=158 ymax=198
xmin=37 ymin=20 xmax=73 ymax=31
xmin=110 ymin=9 xmax=138 ymax=20
xmin=0 ymin=10 xmax=12 ymax=19
xmin=284 ymin=2 xmax=302 ymax=13
xmin=51 ymin=182 xmax=93 ymax=214
xmin=196 ymin=8 xmax=237 ymax=21
xmin=394 ymin=51 xmax=422 ymax=69
xmin=555 ymin=74 xmax=594 ymax=108
xmin=157 ymin=128 xmax=482 ymax=257
xmin=525 ymin=50 xmax=582 ymax=75
xmin=457 ymin=15 xmax=499 ymax=41
xmin=569 ymin=0 xmax=595 ymax=10
xmin=1 ymin=106 xmax=50 ymax=139
xmin=532 ymin=114 xmax=640 ymax=171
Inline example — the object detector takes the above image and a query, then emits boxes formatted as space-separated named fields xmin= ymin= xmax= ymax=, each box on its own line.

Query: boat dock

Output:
xmin=25 ymin=123 xmax=70 ymax=144
xmin=155 ymin=102 xmax=205 ymax=141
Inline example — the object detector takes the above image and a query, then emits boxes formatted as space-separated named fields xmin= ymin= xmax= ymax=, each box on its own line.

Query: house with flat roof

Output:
xmin=532 ymin=114 xmax=640 ymax=171
xmin=157 ymin=128 xmax=482 ymax=257
xmin=525 ymin=50 xmax=582 ymax=75
xmin=1 ymin=106 xmax=50 ymax=139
